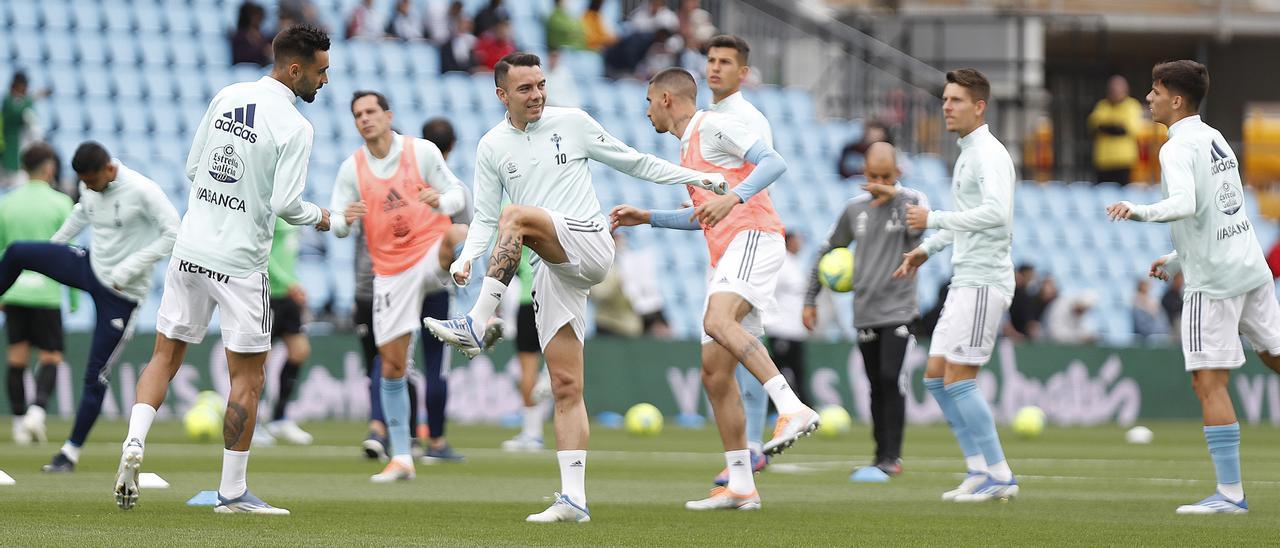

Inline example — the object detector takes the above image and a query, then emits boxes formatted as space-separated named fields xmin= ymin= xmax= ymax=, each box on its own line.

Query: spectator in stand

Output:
xmin=1132 ymin=278 xmax=1169 ymax=339
xmin=544 ymin=50 xmax=582 ymax=108
xmin=605 ymin=28 xmax=672 ymax=79
xmin=1033 ymin=274 xmax=1058 ymax=328
xmin=230 ymin=1 xmax=273 ymax=67
xmin=1161 ymin=272 xmax=1184 ymax=342
xmin=425 ymin=0 xmax=454 ymax=44
xmin=1 ymin=72 xmax=45 ymax=188
xmin=278 ymin=0 xmax=327 ymax=32
xmin=388 ymin=0 xmax=425 ymax=41
xmin=591 ymin=233 xmax=644 ymax=337
xmin=582 ymin=0 xmax=617 ymax=50
xmin=838 ymin=120 xmax=890 ymax=179
xmin=473 ymin=19 xmax=517 ymax=71
xmin=1004 ymin=263 xmax=1041 ymax=341
xmin=679 ymin=0 xmax=716 ymax=48
xmin=472 ymin=0 xmax=508 ymax=38
xmin=1044 ymin=291 xmax=1099 ymax=345
xmin=346 ymin=0 xmax=387 ymax=39
xmin=627 ymin=0 xmax=679 ymax=34
xmin=439 ymin=11 xmax=477 ymax=73
xmin=546 ymin=0 xmax=587 ymax=51
xmin=1267 ymin=238 xmax=1280 ymax=278
xmin=1088 ymin=75 xmax=1143 ymax=185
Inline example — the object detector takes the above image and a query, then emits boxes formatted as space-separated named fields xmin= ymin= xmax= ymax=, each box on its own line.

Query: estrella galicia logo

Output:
xmin=214 ymin=104 xmax=258 ymax=143
xmin=208 ymin=144 xmax=245 ymax=183
xmin=1210 ymin=140 xmax=1237 ymax=176
xmin=1216 ymin=181 xmax=1242 ymax=215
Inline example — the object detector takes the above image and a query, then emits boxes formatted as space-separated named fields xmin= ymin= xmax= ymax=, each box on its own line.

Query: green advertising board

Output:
xmin=4 ymin=334 xmax=1280 ymax=425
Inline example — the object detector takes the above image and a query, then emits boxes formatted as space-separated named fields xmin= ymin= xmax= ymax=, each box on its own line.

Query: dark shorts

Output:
xmin=4 ymin=304 xmax=64 ymax=351
xmin=516 ymin=303 xmax=540 ymax=354
xmin=270 ymin=297 xmax=303 ymax=340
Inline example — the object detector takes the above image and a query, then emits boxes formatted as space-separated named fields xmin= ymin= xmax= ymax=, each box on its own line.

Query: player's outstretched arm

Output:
xmin=1107 ymin=145 xmax=1196 ymax=223
xmin=417 ymin=140 xmax=467 ymax=216
xmin=578 ymin=111 xmax=726 ymax=194
xmin=893 ymin=247 xmax=930 ymax=279
xmin=271 ymin=125 xmax=323 ymax=227
xmin=50 ymin=195 xmax=90 ymax=244
xmin=924 ymin=160 xmax=1014 ymax=232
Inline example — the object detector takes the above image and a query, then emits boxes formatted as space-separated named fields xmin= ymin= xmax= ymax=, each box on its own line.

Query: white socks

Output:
xmin=747 ymin=440 xmax=763 ymax=454
xmin=987 ymin=460 xmax=1013 ymax=483
xmin=522 ymin=405 xmax=542 ymax=439
xmin=124 ymin=403 xmax=157 ymax=449
xmin=219 ymin=449 xmax=249 ymax=499
xmin=61 ymin=441 xmax=81 ymax=464
xmin=725 ymin=449 xmax=756 ymax=495
xmin=557 ymin=450 xmax=587 ymax=507
xmin=1219 ymin=482 xmax=1245 ymax=502
xmin=965 ymin=455 xmax=988 ymax=473
xmin=762 ymin=375 xmax=805 ymax=415
xmin=469 ymin=277 xmax=508 ymax=326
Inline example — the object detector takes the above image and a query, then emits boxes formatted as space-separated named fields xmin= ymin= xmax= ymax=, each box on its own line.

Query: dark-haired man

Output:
xmin=1107 ymin=60 xmax=1280 ymax=515
xmin=331 ymin=91 xmax=470 ymax=483
xmin=0 ymin=142 xmax=178 ymax=472
xmin=0 ymin=142 xmax=72 ymax=447
xmin=114 ymin=24 xmax=332 ymax=514
xmin=895 ymin=68 xmax=1019 ymax=502
xmin=703 ymin=34 xmax=774 ymax=481
xmin=611 ymin=67 xmax=817 ymax=511
xmin=425 ymin=52 xmax=726 ymax=523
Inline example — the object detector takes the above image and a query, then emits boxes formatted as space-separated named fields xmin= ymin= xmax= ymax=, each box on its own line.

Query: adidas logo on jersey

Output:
xmin=382 ymin=188 xmax=409 ymax=212
xmin=214 ymin=104 xmax=259 ymax=143
xmin=1210 ymin=140 xmax=1237 ymax=175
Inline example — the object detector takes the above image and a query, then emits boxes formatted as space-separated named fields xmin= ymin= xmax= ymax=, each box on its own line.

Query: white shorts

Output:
xmin=156 ymin=259 xmax=271 ymax=353
xmin=372 ymin=238 xmax=448 ymax=347
xmin=928 ymin=285 xmax=1009 ymax=366
xmin=700 ymin=231 xmax=785 ymax=344
xmin=1182 ymin=282 xmax=1280 ymax=370
xmin=532 ymin=209 xmax=614 ymax=350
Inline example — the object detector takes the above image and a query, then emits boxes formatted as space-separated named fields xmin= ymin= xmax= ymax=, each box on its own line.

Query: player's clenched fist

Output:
xmin=449 ymin=258 xmax=472 ymax=286
xmin=344 ymin=200 xmax=368 ymax=225
xmin=316 ymin=208 xmax=331 ymax=232
xmin=904 ymin=204 xmax=930 ymax=230
xmin=419 ymin=186 xmax=440 ymax=208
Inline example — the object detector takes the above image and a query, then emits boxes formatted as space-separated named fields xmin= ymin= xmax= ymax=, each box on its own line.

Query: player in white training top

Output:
xmin=1106 ymin=60 xmax=1280 ymax=515
xmin=424 ymin=52 xmax=726 ymax=523
xmin=894 ymin=69 xmax=1019 ymax=502
xmin=113 ymin=25 xmax=332 ymax=515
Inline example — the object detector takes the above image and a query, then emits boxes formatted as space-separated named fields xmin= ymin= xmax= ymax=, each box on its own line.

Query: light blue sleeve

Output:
xmin=649 ymin=207 xmax=701 ymax=230
xmin=729 ymin=141 xmax=787 ymax=204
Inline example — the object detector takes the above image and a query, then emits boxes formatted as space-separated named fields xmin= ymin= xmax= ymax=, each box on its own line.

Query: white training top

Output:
xmin=459 ymin=106 xmax=716 ymax=269
xmin=710 ymin=90 xmax=773 ymax=148
xmin=918 ymin=124 xmax=1017 ymax=297
xmin=51 ymin=160 xmax=179 ymax=301
xmin=681 ymin=110 xmax=761 ymax=168
xmin=1120 ymin=115 xmax=1271 ymax=299
xmin=175 ymin=76 xmax=323 ymax=278
xmin=329 ymin=133 xmax=467 ymax=238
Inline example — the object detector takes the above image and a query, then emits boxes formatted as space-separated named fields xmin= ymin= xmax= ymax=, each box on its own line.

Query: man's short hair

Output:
xmin=71 ymin=141 xmax=112 ymax=173
xmin=494 ymin=52 xmax=542 ymax=89
xmin=422 ymin=118 xmax=457 ymax=155
xmin=945 ymin=68 xmax=991 ymax=103
xmin=272 ymin=23 xmax=330 ymax=64
xmin=649 ymin=67 xmax=697 ymax=102
xmin=351 ymin=90 xmax=390 ymax=112
xmin=706 ymin=34 xmax=750 ymax=65
xmin=20 ymin=141 xmax=57 ymax=174
xmin=1152 ymin=60 xmax=1209 ymax=111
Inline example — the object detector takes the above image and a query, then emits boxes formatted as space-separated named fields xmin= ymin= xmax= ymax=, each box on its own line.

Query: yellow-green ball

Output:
xmin=195 ymin=390 xmax=224 ymax=413
xmin=816 ymin=405 xmax=853 ymax=438
xmin=818 ymin=247 xmax=854 ymax=292
xmin=184 ymin=405 xmax=222 ymax=442
xmin=624 ymin=403 xmax=663 ymax=436
xmin=1013 ymin=406 xmax=1046 ymax=439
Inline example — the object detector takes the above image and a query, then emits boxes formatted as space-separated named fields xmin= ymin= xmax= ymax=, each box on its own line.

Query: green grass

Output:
xmin=3 ymin=419 xmax=1279 ymax=546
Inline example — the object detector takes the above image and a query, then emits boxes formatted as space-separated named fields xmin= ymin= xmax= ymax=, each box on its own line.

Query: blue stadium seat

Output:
xmin=104 ymin=7 xmax=135 ymax=33
xmin=162 ymin=2 xmax=196 ymax=34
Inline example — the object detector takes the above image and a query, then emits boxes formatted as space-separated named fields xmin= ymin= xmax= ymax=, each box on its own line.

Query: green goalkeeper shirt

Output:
xmin=0 ymin=179 xmax=73 ymax=308
xmin=267 ymin=217 xmax=300 ymax=298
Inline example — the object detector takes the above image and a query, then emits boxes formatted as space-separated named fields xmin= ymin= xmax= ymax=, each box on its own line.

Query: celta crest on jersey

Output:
xmin=214 ymin=103 xmax=259 ymax=143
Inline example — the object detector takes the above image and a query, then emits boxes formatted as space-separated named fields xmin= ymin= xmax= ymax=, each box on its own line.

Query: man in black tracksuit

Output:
xmin=804 ymin=142 xmax=926 ymax=476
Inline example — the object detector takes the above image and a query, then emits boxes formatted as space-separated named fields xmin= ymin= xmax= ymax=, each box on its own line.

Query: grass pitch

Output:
xmin=2 ymin=419 xmax=1278 ymax=546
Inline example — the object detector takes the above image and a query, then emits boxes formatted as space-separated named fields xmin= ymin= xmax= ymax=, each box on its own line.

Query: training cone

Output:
xmin=850 ymin=466 xmax=891 ymax=483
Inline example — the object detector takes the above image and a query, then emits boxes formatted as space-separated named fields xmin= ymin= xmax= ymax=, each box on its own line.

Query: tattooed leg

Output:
xmin=224 ymin=350 xmax=267 ymax=451
xmin=702 ymin=292 xmax=783 ymax=383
